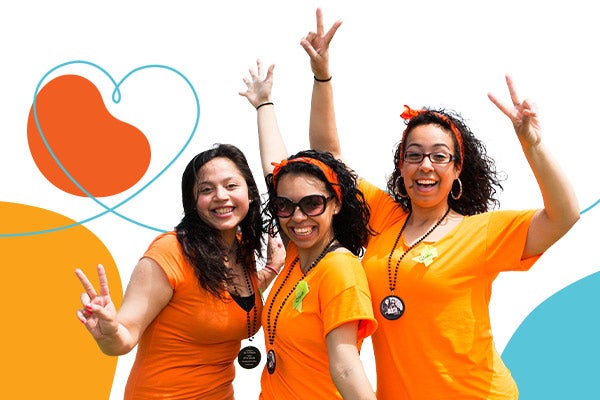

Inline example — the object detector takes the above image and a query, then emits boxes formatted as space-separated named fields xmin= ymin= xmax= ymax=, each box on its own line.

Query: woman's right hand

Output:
xmin=75 ymin=264 xmax=119 ymax=340
xmin=300 ymin=8 xmax=342 ymax=80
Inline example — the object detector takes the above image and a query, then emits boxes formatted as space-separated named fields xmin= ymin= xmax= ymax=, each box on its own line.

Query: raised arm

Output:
xmin=488 ymin=74 xmax=580 ymax=258
xmin=301 ymin=8 xmax=345 ymax=162
xmin=239 ymin=60 xmax=287 ymax=176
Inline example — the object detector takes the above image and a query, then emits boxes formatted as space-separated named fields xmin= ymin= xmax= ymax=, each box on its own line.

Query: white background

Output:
xmin=2 ymin=1 xmax=598 ymax=398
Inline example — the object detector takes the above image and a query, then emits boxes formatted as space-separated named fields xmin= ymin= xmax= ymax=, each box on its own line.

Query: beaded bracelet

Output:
xmin=314 ymin=75 xmax=332 ymax=82
xmin=256 ymin=101 xmax=274 ymax=110
xmin=264 ymin=265 xmax=280 ymax=275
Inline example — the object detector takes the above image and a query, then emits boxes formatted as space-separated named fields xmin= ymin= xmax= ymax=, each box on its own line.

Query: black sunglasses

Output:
xmin=272 ymin=194 xmax=334 ymax=218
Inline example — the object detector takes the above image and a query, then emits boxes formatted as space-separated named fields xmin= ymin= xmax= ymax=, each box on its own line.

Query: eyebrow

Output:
xmin=405 ymin=143 xmax=452 ymax=150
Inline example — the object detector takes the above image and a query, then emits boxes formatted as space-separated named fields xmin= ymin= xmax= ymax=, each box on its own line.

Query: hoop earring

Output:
xmin=451 ymin=178 xmax=463 ymax=200
xmin=394 ymin=176 xmax=409 ymax=198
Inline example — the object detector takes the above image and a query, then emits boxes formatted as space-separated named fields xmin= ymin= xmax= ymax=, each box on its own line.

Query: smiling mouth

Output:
xmin=214 ymin=207 xmax=234 ymax=215
xmin=291 ymin=226 xmax=314 ymax=236
xmin=416 ymin=179 xmax=437 ymax=187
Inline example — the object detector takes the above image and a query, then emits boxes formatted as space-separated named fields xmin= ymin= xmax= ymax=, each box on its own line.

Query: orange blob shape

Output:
xmin=0 ymin=201 xmax=123 ymax=399
xmin=27 ymin=74 xmax=151 ymax=197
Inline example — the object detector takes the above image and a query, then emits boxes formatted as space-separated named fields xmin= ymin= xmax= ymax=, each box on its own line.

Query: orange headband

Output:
xmin=399 ymin=105 xmax=464 ymax=169
xmin=271 ymin=157 xmax=342 ymax=203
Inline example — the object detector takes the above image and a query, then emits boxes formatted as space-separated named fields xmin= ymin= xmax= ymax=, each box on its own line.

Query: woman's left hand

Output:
xmin=488 ymin=74 xmax=542 ymax=147
xmin=239 ymin=59 xmax=275 ymax=109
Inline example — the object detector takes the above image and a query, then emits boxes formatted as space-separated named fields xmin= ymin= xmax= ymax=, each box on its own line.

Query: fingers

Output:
xmin=75 ymin=268 xmax=98 ymax=299
xmin=300 ymin=38 xmax=319 ymax=59
xmin=316 ymin=7 xmax=324 ymax=36
xmin=96 ymin=264 xmax=111 ymax=298
xmin=504 ymin=74 xmax=522 ymax=107
xmin=76 ymin=308 xmax=89 ymax=323
xmin=323 ymin=19 xmax=342 ymax=45
xmin=487 ymin=92 xmax=509 ymax=117
xmin=265 ymin=63 xmax=275 ymax=81
xmin=256 ymin=59 xmax=263 ymax=78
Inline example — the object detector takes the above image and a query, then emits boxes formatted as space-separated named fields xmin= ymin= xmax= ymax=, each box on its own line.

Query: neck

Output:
xmin=220 ymin=231 xmax=238 ymax=250
xmin=409 ymin=205 xmax=451 ymax=227
xmin=298 ymin=237 xmax=336 ymax=275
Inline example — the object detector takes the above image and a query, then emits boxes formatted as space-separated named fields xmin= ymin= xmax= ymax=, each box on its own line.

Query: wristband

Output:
xmin=314 ymin=75 xmax=332 ymax=82
xmin=256 ymin=101 xmax=274 ymax=110
xmin=264 ymin=265 xmax=280 ymax=275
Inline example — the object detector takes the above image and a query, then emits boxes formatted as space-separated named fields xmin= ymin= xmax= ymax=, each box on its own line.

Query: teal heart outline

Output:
xmin=7 ymin=60 xmax=200 ymax=237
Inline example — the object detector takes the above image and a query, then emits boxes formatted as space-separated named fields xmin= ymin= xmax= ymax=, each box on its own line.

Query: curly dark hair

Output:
xmin=175 ymin=144 xmax=263 ymax=300
xmin=264 ymin=149 xmax=374 ymax=257
xmin=386 ymin=107 xmax=505 ymax=215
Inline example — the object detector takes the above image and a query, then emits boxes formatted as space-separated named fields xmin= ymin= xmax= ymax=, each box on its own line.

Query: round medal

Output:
xmin=266 ymin=349 xmax=276 ymax=374
xmin=237 ymin=345 xmax=261 ymax=369
xmin=380 ymin=295 xmax=405 ymax=320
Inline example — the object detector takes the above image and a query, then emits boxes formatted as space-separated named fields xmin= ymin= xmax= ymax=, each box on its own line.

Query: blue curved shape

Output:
xmin=502 ymin=271 xmax=600 ymax=399
xmin=1 ymin=61 xmax=200 ymax=237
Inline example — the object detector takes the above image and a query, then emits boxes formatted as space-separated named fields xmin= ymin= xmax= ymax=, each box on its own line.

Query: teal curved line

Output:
xmin=1 ymin=61 xmax=200 ymax=237
xmin=580 ymin=197 xmax=600 ymax=215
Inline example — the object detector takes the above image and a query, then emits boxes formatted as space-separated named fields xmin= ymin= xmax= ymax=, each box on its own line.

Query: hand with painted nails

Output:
xmin=75 ymin=264 xmax=118 ymax=341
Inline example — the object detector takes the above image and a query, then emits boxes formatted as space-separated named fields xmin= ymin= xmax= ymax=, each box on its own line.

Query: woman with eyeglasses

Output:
xmin=240 ymin=61 xmax=378 ymax=399
xmin=301 ymin=8 xmax=580 ymax=400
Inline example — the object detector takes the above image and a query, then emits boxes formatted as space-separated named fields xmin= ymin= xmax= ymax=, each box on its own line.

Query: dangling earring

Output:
xmin=394 ymin=176 xmax=409 ymax=198
xmin=451 ymin=178 xmax=463 ymax=200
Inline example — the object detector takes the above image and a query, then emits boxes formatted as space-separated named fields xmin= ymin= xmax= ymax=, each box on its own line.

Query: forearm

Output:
xmin=95 ymin=323 xmax=137 ymax=356
xmin=309 ymin=79 xmax=343 ymax=160
xmin=257 ymin=104 xmax=287 ymax=176
xmin=522 ymin=141 xmax=579 ymax=255
xmin=330 ymin=353 xmax=376 ymax=400
xmin=257 ymin=264 xmax=281 ymax=292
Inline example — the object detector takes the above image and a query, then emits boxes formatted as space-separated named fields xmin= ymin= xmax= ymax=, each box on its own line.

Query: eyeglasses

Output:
xmin=403 ymin=151 xmax=454 ymax=164
xmin=272 ymin=194 xmax=334 ymax=218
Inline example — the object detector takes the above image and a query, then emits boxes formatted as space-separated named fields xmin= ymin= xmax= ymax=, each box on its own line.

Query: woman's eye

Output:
xmin=432 ymin=153 xmax=451 ymax=162
xmin=405 ymin=152 xmax=423 ymax=161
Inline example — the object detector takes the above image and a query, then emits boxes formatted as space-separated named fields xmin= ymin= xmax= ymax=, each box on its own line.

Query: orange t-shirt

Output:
xmin=125 ymin=232 xmax=262 ymax=400
xmin=259 ymin=243 xmax=377 ymax=400
xmin=359 ymin=180 xmax=540 ymax=400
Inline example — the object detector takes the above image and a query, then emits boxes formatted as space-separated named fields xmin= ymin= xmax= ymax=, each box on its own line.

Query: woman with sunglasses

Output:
xmin=300 ymin=9 xmax=580 ymax=400
xmin=240 ymin=62 xmax=378 ymax=399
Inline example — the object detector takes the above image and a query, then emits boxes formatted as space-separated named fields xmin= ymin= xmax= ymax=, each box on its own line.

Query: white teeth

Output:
xmin=417 ymin=179 xmax=436 ymax=185
xmin=215 ymin=207 xmax=234 ymax=215
xmin=293 ymin=227 xmax=312 ymax=235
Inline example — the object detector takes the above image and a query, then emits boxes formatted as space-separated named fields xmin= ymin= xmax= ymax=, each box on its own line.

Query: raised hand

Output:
xmin=75 ymin=264 xmax=118 ymax=340
xmin=488 ymin=74 xmax=542 ymax=146
xmin=239 ymin=59 xmax=275 ymax=109
xmin=300 ymin=8 xmax=342 ymax=79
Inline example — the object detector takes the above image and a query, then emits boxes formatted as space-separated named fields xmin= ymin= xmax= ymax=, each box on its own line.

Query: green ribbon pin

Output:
xmin=412 ymin=245 xmax=438 ymax=267
xmin=292 ymin=280 xmax=309 ymax=312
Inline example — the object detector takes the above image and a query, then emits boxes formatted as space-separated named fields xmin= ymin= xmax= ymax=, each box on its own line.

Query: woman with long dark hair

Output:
xmin=75 ymin=144 xmax=285 ymax=400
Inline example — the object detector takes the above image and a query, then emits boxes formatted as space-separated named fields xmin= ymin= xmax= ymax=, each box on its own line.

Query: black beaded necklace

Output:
xmin=232 ymin=262 xmax=261 ymax=369
xmin=265 ymin=237 xmax=336 ymax=374
xmin=380 ymin=208 xmax=450 ymax=321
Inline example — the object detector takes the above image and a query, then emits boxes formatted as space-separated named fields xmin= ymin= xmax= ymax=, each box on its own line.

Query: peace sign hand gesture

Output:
xmin=300 ymin=8 xmax=342 ymax=80
xmin=488 ymin=74 xmax=542 ymax=147
xmin=75 ymin=264 xmax=119 ymax=341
